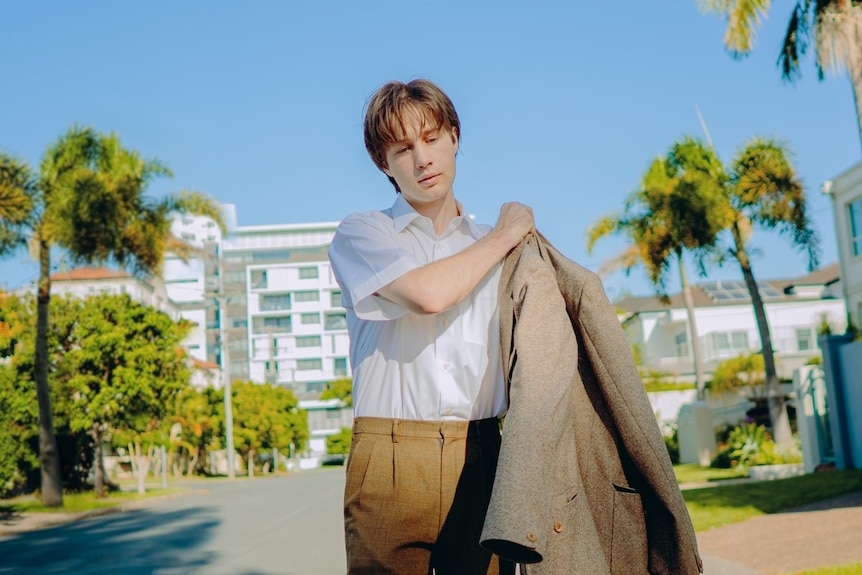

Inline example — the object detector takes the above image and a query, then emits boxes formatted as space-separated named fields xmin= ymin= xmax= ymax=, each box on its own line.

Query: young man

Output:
xmin=328 ymin=79 xmax=533 ymax=574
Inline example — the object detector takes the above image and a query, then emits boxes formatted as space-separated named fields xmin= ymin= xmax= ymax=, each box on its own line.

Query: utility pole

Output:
xmin=213 ymin=245 xmax=236 ymax=479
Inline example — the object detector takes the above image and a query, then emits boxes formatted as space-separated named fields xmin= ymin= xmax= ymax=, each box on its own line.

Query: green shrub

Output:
xmin=710 ymin=422 xmax=802 ymax=470
xmin=662 ymin=423 xmax=680 ymax=465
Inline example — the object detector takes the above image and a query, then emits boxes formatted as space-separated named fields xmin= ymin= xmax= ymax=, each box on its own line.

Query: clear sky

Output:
xmin=1 ymin=1 xmax=859 ymax=299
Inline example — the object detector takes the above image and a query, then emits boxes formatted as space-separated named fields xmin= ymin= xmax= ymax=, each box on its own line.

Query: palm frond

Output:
xmin=778 ymin=2 xmax=813 ymax=81
xmin=700 ymin=0 xmax=773 ymax=56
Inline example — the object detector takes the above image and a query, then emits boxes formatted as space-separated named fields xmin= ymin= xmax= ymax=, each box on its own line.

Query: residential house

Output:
xmin=616 ymin=264 xmax=846 ymax=382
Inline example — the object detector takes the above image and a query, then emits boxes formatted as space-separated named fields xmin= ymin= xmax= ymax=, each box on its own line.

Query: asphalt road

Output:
xmin=0 ymin=468 xmax=347 ymax=575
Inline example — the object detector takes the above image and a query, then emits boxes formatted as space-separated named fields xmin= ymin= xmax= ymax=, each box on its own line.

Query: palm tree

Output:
xmin=0 ymin=156 xmax=35 ymax=260
xmin=587 ymin=139 xmax=730 ymax=401
xmin=699 ymin=0 xmax=862 ymax=149
xmin=724 ymin=137 xmax=820 ymax=445
xmin=0 ymin=126 xmax=225 ymax=506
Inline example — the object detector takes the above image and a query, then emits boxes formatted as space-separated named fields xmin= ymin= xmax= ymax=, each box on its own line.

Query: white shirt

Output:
xmin=328 ymin=194 xmax=505 ymax=421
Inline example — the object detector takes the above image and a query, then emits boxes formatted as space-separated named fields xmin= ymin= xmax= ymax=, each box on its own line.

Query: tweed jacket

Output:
xmin=480 ymin=234 xmax=702 ymax=575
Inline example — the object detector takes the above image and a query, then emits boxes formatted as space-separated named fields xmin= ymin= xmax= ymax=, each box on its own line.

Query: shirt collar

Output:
xmin=391 ymin=194 xmax=482 ymax=239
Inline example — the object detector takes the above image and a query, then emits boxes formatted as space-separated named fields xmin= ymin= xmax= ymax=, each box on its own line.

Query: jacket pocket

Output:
xmin=610 ymin=484 xmax=648 ymax=575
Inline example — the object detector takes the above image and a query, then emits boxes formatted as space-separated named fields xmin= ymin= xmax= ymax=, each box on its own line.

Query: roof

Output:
xmin=50 ymin=267 xmax=130 ymax=281
xmin=192 ymin=358 xmax=221 ymax=370
xmin=616 ymin=262 xmax=840 ymax=314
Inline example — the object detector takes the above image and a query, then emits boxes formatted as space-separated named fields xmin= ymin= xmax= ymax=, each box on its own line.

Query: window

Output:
xmin=711 ymin=332 xmax=730 ymax=351
xmin=796 ymin=328 xmax=814 ymax=352
xmin=264 ymin=316 xmax=292 ymax=330
xmin=850 ymin=197 xmax=862 ymax=256
xmin=299 ymin=266 xmax=319 ymax=279
xmin=261 ymin=294 xmax=291 ymax=311
xmin=334 ymin=357 xmax=348 ymax=376
xmin=296 ymin=335 xmax=321 ymax=348
xmin=674 ymin=332 xmax=689 ymax=358
xmin=294 ymin=290 xmax=319 ymax=302
xmin=232 ymin=318 xmax=248 ymax=329
xmin=330 ymin=291 xmax=342 ymax=308
xmin=731 ymin=331 xmax=749 ymax=349
xmin=297 ymin=358 xmax=322 ymax=371
xmin=325 ymin=312 xmax=347 ymax=331
xmin=301 ymin=313 xmax=320 ymax=324
xmin=251 ymin=269 xmax=268 ymax=290
xmin=181 ymin=232 xmax=195 ymax=241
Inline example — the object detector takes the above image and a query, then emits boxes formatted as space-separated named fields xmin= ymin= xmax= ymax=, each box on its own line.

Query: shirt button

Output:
xmin=553 ymin=522 xmax=564 ymax=533
xmin=444 ymin=409 xmax=453 ymax=416
xmin=526 ymin=531 xmax=538 ymax=543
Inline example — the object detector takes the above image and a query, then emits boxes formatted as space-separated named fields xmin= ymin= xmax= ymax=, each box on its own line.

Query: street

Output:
xmin=0 ymin=468 xmax=347 ymax=575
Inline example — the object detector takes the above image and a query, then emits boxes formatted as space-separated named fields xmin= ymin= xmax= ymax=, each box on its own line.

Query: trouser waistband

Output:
xmin=352 ymin=416 xmax=501 ymax=442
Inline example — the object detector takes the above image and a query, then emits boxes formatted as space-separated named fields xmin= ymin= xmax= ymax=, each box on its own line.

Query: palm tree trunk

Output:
xmin=851 ymin=67 xmax=862 ymax=154
xmin=678 ymin=254 xmax=706 ymax=401
xmin=35 ymin=237 xmax=63 ymax=507
xmin=731 ymin=223 xmax=793 ymax=446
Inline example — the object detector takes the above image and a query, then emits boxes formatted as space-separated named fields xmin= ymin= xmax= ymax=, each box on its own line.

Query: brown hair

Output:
xmin=363 ymin=79 xmax=460 ymax=192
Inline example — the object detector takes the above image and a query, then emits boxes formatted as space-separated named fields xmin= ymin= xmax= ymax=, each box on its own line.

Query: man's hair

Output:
xmin=364 ymin=79 xmax=460 ymax=192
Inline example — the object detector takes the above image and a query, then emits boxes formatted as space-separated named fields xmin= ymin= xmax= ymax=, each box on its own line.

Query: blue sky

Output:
xmin=1 ymin=1 xmax=858 ymax=299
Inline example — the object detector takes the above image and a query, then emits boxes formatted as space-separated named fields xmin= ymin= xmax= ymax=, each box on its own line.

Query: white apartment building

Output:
xmin=824 ymin=163 xmax=862 ymax=330
xmin=164 ymin=205 xmax=350 ymax=398
xmin=617 ymin=264 xmax=846 ymax=380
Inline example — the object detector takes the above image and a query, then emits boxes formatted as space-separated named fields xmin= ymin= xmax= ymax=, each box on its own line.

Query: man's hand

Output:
xmin=492 ymin=202 xmax=535 ymax=247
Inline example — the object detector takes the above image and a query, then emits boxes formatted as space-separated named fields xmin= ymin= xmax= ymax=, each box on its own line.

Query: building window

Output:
xmin=299 ymin=266 xmax=319 ymax=279
xmin=294 ymin=290 xmax=319 ymax=302
xmin=297 ymin=358 xmax=322 ymax=371
xmin=301 ymin=313 xmax=320 ymax=324
xmin=796 ymin=328 xmax=814 ymax=352
xmin=850 ymin=197 xmax=862 ymax=256
xmin=334 ymin=357 xmax=348 ymax=376
xmin=296 ymin=335 xmax=321 ymax=348
xmin=674 ymin=331 xmax=689 ymax=358
xmin=263 ymin=316 xmax=292 ymax=330
xmin=731 ymin=331 xmax=749 ymax=349
xmin=325 ymin=312 xmax=347 ymax=331
xmin=251 ymin=269 xmax=268 ymax=290
xmin=261 ymin=294 xmax=291 ymax=311
xmin=330 ymin=291 xmax=342 ymax=308
xmin=232 ymin=318 xmax=248 ymax=329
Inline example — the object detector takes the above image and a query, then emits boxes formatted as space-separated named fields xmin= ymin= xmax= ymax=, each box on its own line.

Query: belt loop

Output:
xmin=391 ymin=419 xmax=399 ymax=443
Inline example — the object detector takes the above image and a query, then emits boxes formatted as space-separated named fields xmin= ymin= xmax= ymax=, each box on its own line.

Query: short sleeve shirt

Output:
xmin=328 ymin=194 xmax=505 ymax=421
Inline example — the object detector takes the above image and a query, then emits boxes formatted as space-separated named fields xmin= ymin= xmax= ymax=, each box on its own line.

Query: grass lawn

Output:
xmin=683 ymin=469 xmax=862 ymax=532
xmin=0 ymin=488 xmax=183 ymax=515
xmin=791 ymin=563 xmax=862 ymax=575
xmin=673 ymin=463 xmax=747 ymax=485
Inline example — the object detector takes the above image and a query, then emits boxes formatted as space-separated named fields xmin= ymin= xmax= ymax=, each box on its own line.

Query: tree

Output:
xmin=632 ymin=136 xmax=818 ymax=445
xmin=699 ymin=0 xmax=862 ymax=149
xmin=319 ymin=377 xmax=353 ymax=406
xmin=166 ymin=386 xmax=223 ymax=476
xmin=62 ymin=293 xmax=192 ymax=496
xmin=326 ymin=427 xmax=352 ymax=456
xmin=723 ymin=137 xmax=819 ymax=444
xmin=0 ymin=126 xmax=225 ymax=506
xmin=229 ymin=381 xmax=308 ymax=477
xmin=0 ymin=156 xmax=34 ymax=259
xmin=711 ymin=353 xmax=766 ymax=395
xmin=587 ymin=139 xmax=730 ymax=400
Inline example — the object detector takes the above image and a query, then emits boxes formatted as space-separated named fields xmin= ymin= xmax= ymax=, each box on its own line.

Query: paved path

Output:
xmin=2 ymin=470 xmax=861 ymax=574
xmin=696 ymin=489 xmax=862 ymax=575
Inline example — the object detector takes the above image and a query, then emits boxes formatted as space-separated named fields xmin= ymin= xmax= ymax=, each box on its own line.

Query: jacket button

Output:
xmin=553 ymin=522 xmax=564 ymax=533
xmin=526 ymin=531 xmax=537 ymax=543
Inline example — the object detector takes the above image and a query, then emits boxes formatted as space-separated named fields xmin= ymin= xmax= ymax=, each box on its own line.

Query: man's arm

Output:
xmin=378 ymin=202 xmax=533 ymax=315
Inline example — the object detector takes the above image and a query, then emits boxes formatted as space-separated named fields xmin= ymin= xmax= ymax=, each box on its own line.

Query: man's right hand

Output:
xmin=493 ymin=202 xmax=535 ymax=248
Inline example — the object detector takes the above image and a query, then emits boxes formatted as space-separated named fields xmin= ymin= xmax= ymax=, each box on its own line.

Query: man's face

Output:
xmin=383 ymin=116 xmax=458 ymax=209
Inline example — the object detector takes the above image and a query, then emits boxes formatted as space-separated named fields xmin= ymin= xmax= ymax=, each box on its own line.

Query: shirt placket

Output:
xmin=432 ymin=235 xmax=461 ymax=419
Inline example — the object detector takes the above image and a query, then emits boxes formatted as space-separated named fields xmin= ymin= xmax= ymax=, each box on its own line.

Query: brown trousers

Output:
xmin=344 ymin=417 xmax=509 ymax=575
